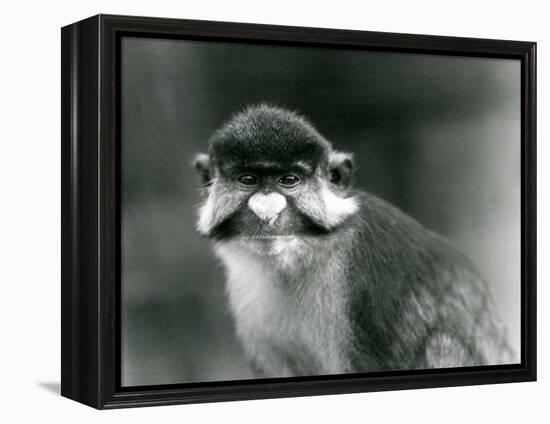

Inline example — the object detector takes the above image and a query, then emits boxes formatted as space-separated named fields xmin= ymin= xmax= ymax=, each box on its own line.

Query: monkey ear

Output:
xmin=193 ymin=153 xmax=211 ymax=185
xmin=328 ymin=151 xmax=353 ymax=189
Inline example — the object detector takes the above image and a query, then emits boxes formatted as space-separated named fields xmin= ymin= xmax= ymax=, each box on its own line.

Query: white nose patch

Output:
xmin=248 ymin=192 xmax=287 ymax=224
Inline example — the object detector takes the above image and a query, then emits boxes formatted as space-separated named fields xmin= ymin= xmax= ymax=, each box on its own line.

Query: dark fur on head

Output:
xmin=210 ymin=106 xmax=331 ymax=171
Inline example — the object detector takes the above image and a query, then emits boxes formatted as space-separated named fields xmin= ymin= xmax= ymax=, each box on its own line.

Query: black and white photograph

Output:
xmin=120 ymin=35 xmax=522 ymax=386
xmin=2 ymin=0 xmax=546 ymax=421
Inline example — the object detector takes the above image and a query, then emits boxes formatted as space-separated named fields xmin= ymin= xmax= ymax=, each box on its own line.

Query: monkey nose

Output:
xmin=248 ymin=192 xmax=287 ymax=224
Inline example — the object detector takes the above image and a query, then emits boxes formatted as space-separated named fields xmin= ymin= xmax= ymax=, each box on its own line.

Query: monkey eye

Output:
xmin=236 ymin=174 xmax=259 ymax=186
xmin=278 ymin=174 xmax=302 ymax=188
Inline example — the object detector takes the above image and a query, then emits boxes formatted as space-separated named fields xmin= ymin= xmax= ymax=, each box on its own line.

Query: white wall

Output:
xmin=0 ymin=0 xmax=546 ymax=422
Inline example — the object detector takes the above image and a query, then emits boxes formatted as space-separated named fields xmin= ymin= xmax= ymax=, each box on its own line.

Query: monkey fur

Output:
xmin=194 ymin=105 xmax=514 ymax=377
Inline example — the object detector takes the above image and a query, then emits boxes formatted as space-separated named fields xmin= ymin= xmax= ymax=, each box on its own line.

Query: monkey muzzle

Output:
xmin=247 ymin=192 xmax=287 ymax=226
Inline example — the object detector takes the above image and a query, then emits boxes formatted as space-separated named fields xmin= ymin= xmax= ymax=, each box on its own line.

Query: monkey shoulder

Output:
xmin=343 ymin=192 xmax=510 ymax=370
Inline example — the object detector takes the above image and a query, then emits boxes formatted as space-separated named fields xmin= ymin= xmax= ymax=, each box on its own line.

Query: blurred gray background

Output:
xmin=121 ymin=37 xmax=521 ymax=387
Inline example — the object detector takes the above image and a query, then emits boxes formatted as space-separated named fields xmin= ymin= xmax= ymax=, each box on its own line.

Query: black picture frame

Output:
xmin=61 ymin=14 xmax=537 ymax=409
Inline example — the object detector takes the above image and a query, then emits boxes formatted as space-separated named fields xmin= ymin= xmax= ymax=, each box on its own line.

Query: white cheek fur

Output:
xmin=293 ymin=180 xmax=359 ymax=230
xmin=197 ymin=190 xmax=216 ymax=235
xmin=319 ymin=183 xmax=359 ymax=228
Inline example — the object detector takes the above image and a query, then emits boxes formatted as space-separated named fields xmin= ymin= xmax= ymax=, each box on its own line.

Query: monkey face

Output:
xmin=193 ymin=106 xmax=359 ymax=250
xmin=197 ymin=163 xmax=329 ymax=240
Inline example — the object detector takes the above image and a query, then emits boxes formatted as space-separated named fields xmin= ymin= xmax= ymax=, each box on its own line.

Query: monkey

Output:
xmin=193 ymin=104 xmax=515 ymax=378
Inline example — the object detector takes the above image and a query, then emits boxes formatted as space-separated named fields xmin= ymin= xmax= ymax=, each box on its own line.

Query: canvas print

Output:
xmin=120 ymin=36 xmax=521 ymax=386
